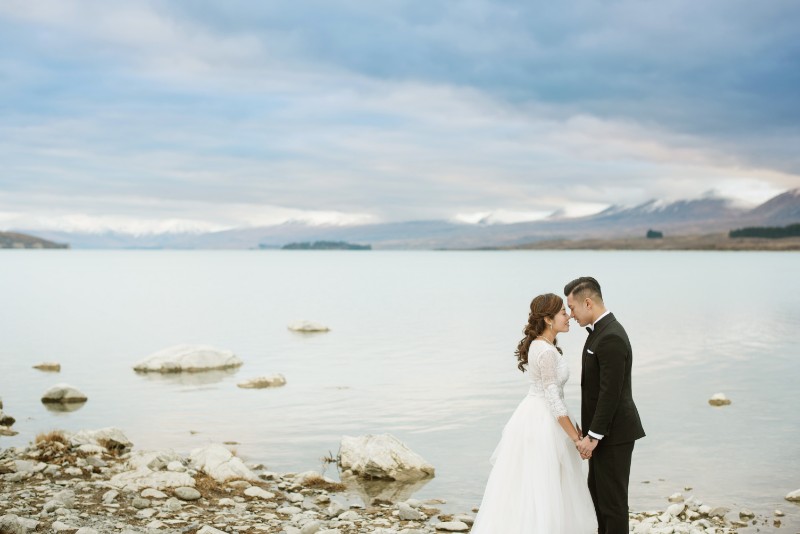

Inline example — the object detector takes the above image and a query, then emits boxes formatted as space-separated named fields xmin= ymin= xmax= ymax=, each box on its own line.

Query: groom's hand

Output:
xmin=577 ymin=435 xmax=598 ymax=456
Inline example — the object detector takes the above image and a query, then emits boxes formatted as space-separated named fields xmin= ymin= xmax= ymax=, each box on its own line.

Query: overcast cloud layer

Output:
xmin=1 ymin=0 xmax=799 ymax=233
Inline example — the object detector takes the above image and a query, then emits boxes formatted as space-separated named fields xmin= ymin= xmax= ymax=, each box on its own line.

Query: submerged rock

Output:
xmin=237 ymin=374 xmax=287 ymax=388
xmin=33 ymin=362 xmax=61 ymax=372
xmin=41 ymin=383 xmax=88 ymax=404
xmin=0 ymin=409 xmax=15 ymax=427
xmin=288 ymin=321 xmax=330 ymax=333
xmin=708 ymin=393 xmax=732 ymax=406
xmin=133 ymin=344 xmax=243 ymax=373
xmin=339 ymin=433 xmax=435 ymax=482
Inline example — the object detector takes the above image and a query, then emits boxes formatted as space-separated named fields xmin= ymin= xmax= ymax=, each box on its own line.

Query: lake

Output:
xmin=0 ymin=250 xmax=798 ymax=531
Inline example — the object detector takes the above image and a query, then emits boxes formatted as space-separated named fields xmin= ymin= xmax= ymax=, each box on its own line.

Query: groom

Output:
xmin=565 ymin=277 xmax=645 ymax=534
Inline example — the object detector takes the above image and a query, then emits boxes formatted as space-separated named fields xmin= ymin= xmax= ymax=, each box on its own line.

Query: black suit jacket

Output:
xmin=581 ymin=313 xmax=645 ymax=445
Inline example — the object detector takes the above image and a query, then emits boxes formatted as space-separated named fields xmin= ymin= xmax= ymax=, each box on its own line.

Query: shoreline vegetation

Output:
xmin=0 ymin=426 xmax=788 ymax=534
xmin=492 ymin=233 xmax=800 ymax=251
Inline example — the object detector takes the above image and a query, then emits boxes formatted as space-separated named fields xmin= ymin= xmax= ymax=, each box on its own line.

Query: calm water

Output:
xmin=1 ymin=250 xmax=798 ymax=531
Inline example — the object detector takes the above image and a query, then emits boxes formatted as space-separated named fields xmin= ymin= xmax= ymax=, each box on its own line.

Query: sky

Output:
xmin=1 ymin=0 xmax=799 ymax=234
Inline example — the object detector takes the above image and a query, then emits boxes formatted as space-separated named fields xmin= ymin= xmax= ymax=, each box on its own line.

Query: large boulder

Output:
xmin=41 ymin=383 xmax=88 ymax=404
xmin=288 ymin=321 xmax=330 ymax=333
xmin=786 ymin=489 xmax=800 ymax=502
xmin=133 ymin=344 xmax=243 ymax=373
xmin=339 ymin=434 xmax=435 ymax=482
xmin=189 ymin=444 xmax=259 ymax=483
xmin=237 ymin=374 xmax=286 ymax=389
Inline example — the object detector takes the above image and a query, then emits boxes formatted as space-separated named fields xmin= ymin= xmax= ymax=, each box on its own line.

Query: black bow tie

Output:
xmin=586 ymin=327 xmax=593 ymax=334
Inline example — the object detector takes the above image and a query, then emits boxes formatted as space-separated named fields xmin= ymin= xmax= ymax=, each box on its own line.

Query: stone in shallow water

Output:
xmin=41 ymin=383 xmax=87 ymax=404
xmin=237 ymin=374 xmax=287 ymax=388
xmin=785 ymin=489 xmax=800 ymax=502
xmin=339 ymin=433 xmax=435 ymax=482
xmin=33 ymin=362 xmax=61 ymax=372
xmin=288 ymin=321 xmax=330 ymax=332
xmin=133 ymin=344 xmax=243 ymax=373
xmin=708 ymin=393 xmax=732 ymax=406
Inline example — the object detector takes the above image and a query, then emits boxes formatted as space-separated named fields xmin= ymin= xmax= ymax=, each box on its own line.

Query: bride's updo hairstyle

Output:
xmin=515 ymin=293 xmax=564 ymax=372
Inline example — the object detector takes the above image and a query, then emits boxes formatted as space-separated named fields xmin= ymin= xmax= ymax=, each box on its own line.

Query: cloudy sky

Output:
xmin=1 ymin=0 xmax=799 ymax=234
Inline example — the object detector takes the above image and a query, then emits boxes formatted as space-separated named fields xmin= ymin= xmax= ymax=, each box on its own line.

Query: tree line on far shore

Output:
xmin=729 ymin=223 xmax=800 ymax=239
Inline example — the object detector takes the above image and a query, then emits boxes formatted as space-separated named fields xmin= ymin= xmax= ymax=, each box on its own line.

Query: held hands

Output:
xmin=575 ymin=435 xmax=598 ymax=459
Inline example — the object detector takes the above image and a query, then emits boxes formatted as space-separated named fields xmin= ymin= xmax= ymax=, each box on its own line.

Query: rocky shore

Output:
xmin=1 ymin=426 xmax=789 ymax=534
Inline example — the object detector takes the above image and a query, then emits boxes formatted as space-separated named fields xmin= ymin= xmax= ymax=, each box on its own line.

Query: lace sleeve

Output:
xmin=538 ymin=348 xmax=568 ymax=418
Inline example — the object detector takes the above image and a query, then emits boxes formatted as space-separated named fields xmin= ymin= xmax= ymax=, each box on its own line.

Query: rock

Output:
xmin=237 ymin=374 xmax=287 ymax=388
xmin=667 ymin=492 xmax=683 ymax=503
xmin=33 ymin=362 xmax=61 ymax=372
xmin=41 ymin=383 xmax=88 ymax=404
xmin=708 ymin=393 xmax=732 ymax=406
xmin=0 ymin=409 xmax=15 ymax=427
xmin=397 ymin=502 xmax=426 ymax=520
xmin=337 ymin=510 xmax=361 ymax=521
xmin=163 ymin=497 xmax=183 ymax=511
xmin=109 ymin=468 xmax=195 ymax=492
xmin=53 ymin=489 xmax=75 ymax=508
xmin=708 ymin=506 xmax=729 ymax=518
xmin=340 ymin=434 xmax=435 ymax=481
xmin=0 ymin=514 xmax=33 ymax=534
xmin=0 ymin=425 xmax=18 ymax=436
xmin=166 ymin=460 xmax=186 ymax=472
xmin=51 ymin=521 xmax=77 ymax=532
xmin=453 ymin=514 xmax=474 ymax=525
xmin=243 ymin=486 xmax=275 ymax=499
xmin=75 ymin=528 xmax=99 ymax=534
xmin=785 ymin=489 xmax=800 ymax=502
xmin=774 ymin=509 xmax=785 ymax=516
xmin=102 ymin=490 xmax=119 ymax=503
xmin=197 ymin=527 xmax=227 ymax=534
xmin=133 ymin=344 xmax=243 ymax=373
xmin=288 ymin=321 xmax=330 ymax=332
xmin=435 ymin=521 xmax=469 ymax=531
xmin=301 ymin=522 xmax=322 ymax=534
xmin=70 ymin=427 xmax=132 ymax=451
xmin=189 ymin=444 xmax=259 ymax=483
xmin=666 ymin=503 xmax=685 ymax=516
xmin=141 ymin=488 xmax=167 ymax=499
xmin=125 ymin=450 xmax=183 ymax=471
xmin=174 ymin=486 xmax=201 ymax=501
xmin=739 ymin=508 xmax=755 ymax=519
xmin=132 ymin=497 xmax=151 ymax=509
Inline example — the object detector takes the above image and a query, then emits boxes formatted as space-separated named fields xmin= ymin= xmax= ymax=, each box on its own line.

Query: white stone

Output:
xmin=70 ymin=427 xmax=132 ymax=451
xmin=52 ymin=521 xmax=77 ymax=531
xmin=708 ymin=393 xmax=731 ymax=406
xmin=397 ymin=502 xmax=426 ymax=521
xmin=189 ymin=444 xmax=259 ymax=483
xmin=666 ymin=503 xmax=685 ymax=516
xmin=338 ymin=510 xmax=361 ymax=521
xmin=435 ymin=521 xmax=469 ymax=532
xmin=339 ymin=434 xmax=435 ymax=481
xmin=102 ymin=490 xmax=119 ymax=503
xmin=109 ymin=468 xmax=195 ymax=492
xmin=244 ymin=486 xmax=275 ymax=499
xmin=167 ymin=461 xmax=186 ymax=472
xmin=125 ymin=450 xmax=183 ymax=471
xmin=41 ymin=383 xmax=87 ymax=404
xmin=668 ymin=493 xmax=684 ymax=503
xmin=785 ymin=489 xmax=800 ymax=502
xmin=174 ymin=486 xmax=201 ymax=501
xmin=75 ymin=528 xmax=99 ymax=534
xmin=133 ymin=344 xmax=243 ymax=373
xmin=197 ymin=527 xmax=227 ymax=534
xmin=237 ymin=374 xmax=287 ymax=388
xmin=288 ymin=321 xmax=330 ymax=332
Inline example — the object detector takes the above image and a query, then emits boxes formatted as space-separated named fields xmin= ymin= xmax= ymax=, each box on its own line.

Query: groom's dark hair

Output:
xmin=564 ymin=276 xmax=603 ymax=301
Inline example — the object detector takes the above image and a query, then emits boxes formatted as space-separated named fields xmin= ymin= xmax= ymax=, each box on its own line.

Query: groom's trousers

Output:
xmin=588 ymin=440 xmax=635 ymax=534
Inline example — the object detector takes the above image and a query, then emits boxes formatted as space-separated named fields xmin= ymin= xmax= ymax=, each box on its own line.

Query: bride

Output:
xmin=470 ymin=293 xmax=597 ymax=533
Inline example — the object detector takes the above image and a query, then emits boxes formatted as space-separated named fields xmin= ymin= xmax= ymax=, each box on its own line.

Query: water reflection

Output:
xmin=340 ymin=471 xmax=433 ymax=505
xmin=41 ymin=401 xmax=86 ymax=413
xmin=133 ymin=368 xmax=241 ymax=387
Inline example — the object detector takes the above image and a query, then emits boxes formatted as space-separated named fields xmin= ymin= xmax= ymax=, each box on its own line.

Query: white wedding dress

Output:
xmin=471 ymin=339 xmax=597 ymax=533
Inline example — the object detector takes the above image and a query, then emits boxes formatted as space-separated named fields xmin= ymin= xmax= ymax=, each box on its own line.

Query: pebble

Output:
xmin=173 ymin=486 xmax=201 ymax=501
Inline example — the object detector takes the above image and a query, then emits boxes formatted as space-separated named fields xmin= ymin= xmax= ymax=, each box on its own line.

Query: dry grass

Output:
xmin=35 ymin=430 xmax=69 ymax=446
xmin=299 ymin=474 xmax=346 ymax=492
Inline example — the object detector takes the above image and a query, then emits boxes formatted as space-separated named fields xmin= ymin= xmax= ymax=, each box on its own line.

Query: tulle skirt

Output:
xmin=470 ymin=392 xmax=598 ymax=534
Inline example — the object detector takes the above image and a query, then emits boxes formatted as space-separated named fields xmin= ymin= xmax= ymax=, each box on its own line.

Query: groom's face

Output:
xmin=566 ymin=293 xmax=592 ymax=327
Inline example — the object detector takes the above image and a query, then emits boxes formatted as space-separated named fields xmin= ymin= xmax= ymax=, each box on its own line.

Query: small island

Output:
xmin=0 ymin=231 xmax=69 ymax=249
xmin=281 ymin=240 xmax=371 ymax=250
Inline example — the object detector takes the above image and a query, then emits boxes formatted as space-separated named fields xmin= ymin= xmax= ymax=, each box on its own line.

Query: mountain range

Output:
xmin=17 ymin=188 xmax=800 ymax=250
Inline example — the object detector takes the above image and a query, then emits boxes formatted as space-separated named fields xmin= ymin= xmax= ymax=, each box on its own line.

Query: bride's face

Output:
xmin=552 ymin=304 xmax=570 ymax=334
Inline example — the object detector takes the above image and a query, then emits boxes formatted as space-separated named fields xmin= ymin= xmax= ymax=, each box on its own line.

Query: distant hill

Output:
xmin=0 ymin=231 xmax=69 ymax=249
xmin=18 ymin=188 xmax=800 ymax=250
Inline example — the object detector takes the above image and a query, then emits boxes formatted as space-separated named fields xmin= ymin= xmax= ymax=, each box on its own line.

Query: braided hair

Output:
xmin=515 ymin=293 xmax=564 ymax=372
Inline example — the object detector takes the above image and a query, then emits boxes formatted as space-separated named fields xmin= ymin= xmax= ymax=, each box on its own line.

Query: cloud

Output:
xmin=0 ymin=0 xmax=798 ymax=233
